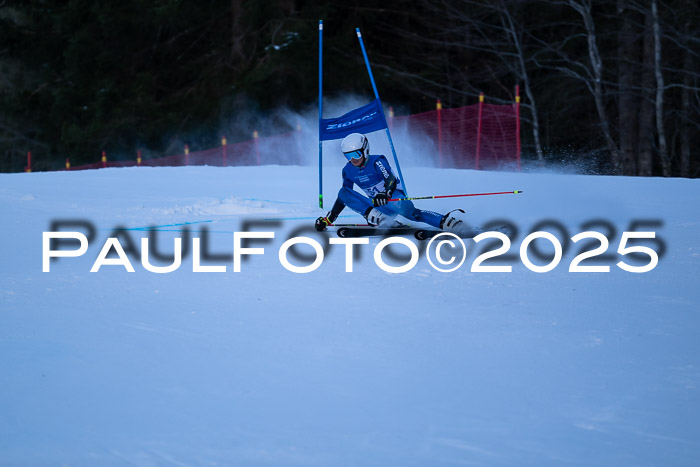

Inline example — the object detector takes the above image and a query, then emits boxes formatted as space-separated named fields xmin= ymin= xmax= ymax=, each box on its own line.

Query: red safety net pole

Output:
xmin=137 ymin=149 xmax=142 ymax=166
xmin=221 ymin=137 xmax=228 ymax=166
xmin=475 ymin=93 xmax=484 ymax=170
xmin=515 ymin=85 xmax=521 ymax=171
xmin=26 ymin=152 xmax=31 ymax=172
xmin=253 ymin=130 xmax=260 ymax=165
xmin=436 ymin=99 xmax=443 ymax=168
xmin=101 ymin=151 xmax=107 ymax=168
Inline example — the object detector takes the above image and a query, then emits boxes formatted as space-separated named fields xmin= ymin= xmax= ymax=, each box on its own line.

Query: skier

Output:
xmin=314 ymin=132 xmax=464 ymax=232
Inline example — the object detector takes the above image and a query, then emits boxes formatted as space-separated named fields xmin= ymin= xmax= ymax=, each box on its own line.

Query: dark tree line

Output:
xmin=1 ymin=0 xmax=698 ymax=176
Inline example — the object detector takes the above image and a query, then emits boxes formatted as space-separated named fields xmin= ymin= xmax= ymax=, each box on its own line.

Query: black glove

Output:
xmin=315 ymin=212 xmax=336 ymax=231
xmin=372 ymin=176 xmax=397 ymax=207
xmin=373 ymin=192 xmax=389 ymax=207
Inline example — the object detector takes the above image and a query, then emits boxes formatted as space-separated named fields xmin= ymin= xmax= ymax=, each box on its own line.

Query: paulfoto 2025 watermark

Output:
xmin=42 ymin=218 xmax=665 ymax=274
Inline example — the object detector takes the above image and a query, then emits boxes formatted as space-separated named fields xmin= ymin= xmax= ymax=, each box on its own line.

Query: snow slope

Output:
xmin=1 ymin=164 xmax=699 ymax=466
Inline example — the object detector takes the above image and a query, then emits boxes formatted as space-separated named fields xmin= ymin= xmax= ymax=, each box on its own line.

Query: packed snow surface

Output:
xmin=1 ymin=164 xmax=699 ymax=466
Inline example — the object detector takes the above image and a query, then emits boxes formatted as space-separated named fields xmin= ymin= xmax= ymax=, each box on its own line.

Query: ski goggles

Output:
xmin=343 ymin=150 xmax=364 ymax=161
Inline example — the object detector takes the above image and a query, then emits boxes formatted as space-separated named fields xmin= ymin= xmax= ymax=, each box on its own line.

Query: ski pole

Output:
xmin=389 ymin=190 xmax=523 ymax=202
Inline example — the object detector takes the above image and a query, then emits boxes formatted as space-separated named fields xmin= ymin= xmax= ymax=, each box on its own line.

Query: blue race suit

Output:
xmin=330 ymin=154 xmax=444 ymax=228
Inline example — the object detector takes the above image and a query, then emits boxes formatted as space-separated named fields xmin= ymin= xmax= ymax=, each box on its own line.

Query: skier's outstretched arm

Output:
xmin=315 ymin=169 xmax=352 ymax=232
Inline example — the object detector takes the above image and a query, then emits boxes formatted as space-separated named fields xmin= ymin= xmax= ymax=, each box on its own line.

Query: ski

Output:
xmin=335 ymin=225 xmax=513 ymax=239
xmin=336 ymin=226 xmax=417 ymax=238
xmin=414 ymin=225 xmax=512 ymax=241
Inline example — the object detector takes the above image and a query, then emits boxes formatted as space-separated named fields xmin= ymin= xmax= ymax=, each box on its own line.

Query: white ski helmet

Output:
xmin=341 ymin=133 xmax=369 ymax=160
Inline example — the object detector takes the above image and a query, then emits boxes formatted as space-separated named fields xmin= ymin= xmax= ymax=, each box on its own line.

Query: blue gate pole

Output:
xmin=318 ymin=20 xmax=324 ymax=209
xmin=355 ymin=28 xmax=408 ymax=195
